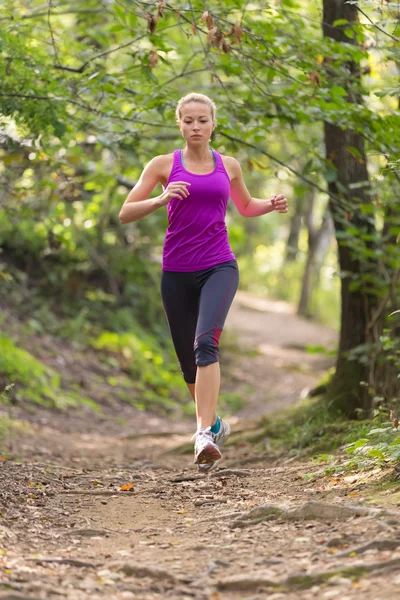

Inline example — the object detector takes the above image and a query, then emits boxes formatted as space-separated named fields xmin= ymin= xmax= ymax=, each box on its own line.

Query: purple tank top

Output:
xmin=162 ymin=149 xmax=236 ymax=272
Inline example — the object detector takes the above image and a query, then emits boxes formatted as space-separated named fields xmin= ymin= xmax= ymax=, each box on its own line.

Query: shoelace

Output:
xmin=190 ymin=426 xmax=214 ymax=442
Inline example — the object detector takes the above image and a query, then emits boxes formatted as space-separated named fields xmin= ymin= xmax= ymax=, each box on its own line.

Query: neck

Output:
xmin=183 ymin=144 xmax=212 ymax=162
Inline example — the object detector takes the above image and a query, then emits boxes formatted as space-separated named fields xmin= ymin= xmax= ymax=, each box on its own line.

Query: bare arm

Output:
xmin=119 ymin=156 xmax=191 ymax=224
xmin=228 ymin=158 xmax=288 ymax=217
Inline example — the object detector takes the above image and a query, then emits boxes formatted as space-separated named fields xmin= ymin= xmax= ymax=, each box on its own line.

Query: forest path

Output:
xmin=1 ymin=293 xmax=400 ymax=600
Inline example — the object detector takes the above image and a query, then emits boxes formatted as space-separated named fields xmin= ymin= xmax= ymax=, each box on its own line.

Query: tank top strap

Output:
xmin=166 ymin=149 xmax=183 ymax=184
xmin=212 ymin=150 xmax=230 ymax=181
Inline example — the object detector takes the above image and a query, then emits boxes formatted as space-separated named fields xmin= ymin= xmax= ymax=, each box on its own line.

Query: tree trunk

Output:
xmin=374 ymin=81 xmax=400 ymax=407
xmin=284 ymin=190 xmax=309 ymax=262
xmin=298 ymin=205 xmax=334 ymax=318
xmin=285 ymin=210 xmax=303 ymax=261
xmin=322 ymin=0 xmax=377 ymax=418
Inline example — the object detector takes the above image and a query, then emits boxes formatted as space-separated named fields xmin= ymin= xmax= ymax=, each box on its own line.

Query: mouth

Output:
xmin=191 ymin=135 xmax=202 ymax=138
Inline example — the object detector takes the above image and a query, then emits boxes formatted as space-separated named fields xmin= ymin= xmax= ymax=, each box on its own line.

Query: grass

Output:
xmin=0 ymin=334 xmax=99 ymax=411
xmin=234 ymin=392 xmax=400 ymax=488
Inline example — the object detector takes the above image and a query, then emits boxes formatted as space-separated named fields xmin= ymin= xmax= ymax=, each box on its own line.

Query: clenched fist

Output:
xmin=271 ymin=194 xmax=288 ymax=213
xmin=160 ymin=181 xmax=191 ymax=206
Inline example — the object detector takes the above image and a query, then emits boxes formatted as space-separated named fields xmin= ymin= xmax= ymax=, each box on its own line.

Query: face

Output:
xmin=179 ymin=102 xmax=215 ymax=144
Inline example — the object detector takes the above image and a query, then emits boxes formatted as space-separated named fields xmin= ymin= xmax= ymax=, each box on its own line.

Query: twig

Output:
xmin=335 ymin=538 xmax=400 ymax=558
xmin=211 ymin=469 xmax=252 ymax=478
xmin=27 ymin=557 xmax=100 ymax=567
xmin=194 ymin=498 xmax=228 ymax=506
xmin=47 ymin=0 xmax=60 ymax=67
xmin=355 ymin=5 xmax=400 ymax=43
xmin=219 ymin=131 xmax=341 ymax=202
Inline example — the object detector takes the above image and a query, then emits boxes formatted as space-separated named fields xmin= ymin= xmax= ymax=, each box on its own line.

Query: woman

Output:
xmin=119 ymin=92 xmax=288 ymax=471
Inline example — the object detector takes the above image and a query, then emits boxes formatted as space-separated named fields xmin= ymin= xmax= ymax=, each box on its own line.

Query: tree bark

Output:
xmin=298 ymin=202 xmax=334 ymax=318
xmin=285 ymin=210 xmax=303 ymax=261
xmin=322 ymin=0 xmax=377 ymax=418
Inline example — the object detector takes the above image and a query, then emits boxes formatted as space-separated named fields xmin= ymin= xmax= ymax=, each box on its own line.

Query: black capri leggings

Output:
xmin=161 ymin=260 xmax=239 ymax=384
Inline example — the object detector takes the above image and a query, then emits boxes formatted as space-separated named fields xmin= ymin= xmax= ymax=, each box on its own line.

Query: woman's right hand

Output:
xmin=159 ymin=181 xmax=191 ymax=206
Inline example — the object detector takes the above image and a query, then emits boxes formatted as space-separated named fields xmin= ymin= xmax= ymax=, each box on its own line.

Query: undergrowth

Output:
xmin=253 ymin=395 xmax=400 ymax=476
xmin=0 ymin=296 xmax=245 ymax=419
xmin=0 ymin=334 xmax=98 ymax=410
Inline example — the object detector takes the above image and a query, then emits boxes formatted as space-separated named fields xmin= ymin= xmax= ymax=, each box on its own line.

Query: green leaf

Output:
xmin=324 ymin=168 xmax=338 ymax=183
xmin=114 ymin=4 xmax=127 ymax=25
xmin=333 ymin=19 xmax=349 ymax=27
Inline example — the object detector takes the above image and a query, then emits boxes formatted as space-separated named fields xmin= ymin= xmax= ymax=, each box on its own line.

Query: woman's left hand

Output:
xmin=271 ymin=194 xmax=288 ymax=213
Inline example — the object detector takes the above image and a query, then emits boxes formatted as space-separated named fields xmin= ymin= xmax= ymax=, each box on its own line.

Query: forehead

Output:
xmin=180 ymin=102 xmax=212 ymax=118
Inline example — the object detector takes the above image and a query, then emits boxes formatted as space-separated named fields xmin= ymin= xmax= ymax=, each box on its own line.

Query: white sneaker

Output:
xmin=213 ymin=418 xmax=231 ymax=447
xmin=192 ymin=427 xmax=222 ymax=467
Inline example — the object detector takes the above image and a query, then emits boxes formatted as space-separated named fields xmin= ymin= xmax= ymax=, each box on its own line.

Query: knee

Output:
xmin=178 ymin=361 xmax=196 ymax=384
xmin=194 ymin=328 xmax=222 ymax=367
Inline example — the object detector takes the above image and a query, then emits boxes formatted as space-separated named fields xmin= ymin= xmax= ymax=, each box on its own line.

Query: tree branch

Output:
xmin=355 ymin=5 xmax=400 ymax=43
xmin=47 ymin=0 xmax=60 ymax=67
xmin=53 ymin=23 xmax=180 ymax=73
xmin=0 ymin=93 xmax=177 ymax=128
xmin=0 ymin=9 xmax=112 ymax=22
xmin=219 ymin=130 xmax=341 ymax=201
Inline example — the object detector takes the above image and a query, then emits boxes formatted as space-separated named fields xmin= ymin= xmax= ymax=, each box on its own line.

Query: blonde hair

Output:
xmin=175 ymin=93 xmax=217 ymax=125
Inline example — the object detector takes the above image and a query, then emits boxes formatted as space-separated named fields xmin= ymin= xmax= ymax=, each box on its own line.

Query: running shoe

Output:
xmin=197 ymin=418 xmax=231 ymax=473
xmin=213 ymin=418 xmax=231 ymax=447
xmin=192 ymin=427 xmax=222 ymax=467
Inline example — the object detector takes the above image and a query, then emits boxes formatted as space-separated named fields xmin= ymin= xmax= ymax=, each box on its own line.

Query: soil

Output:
xmin=1 ymin=292 xmax=400 ymax=600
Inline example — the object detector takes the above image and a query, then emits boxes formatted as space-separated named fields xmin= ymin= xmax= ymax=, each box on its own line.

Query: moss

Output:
xmin=361 ymin=476 xmax=400 ymax=506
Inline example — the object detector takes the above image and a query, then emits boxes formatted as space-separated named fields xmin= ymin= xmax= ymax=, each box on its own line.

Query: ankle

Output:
xmin=210 ymin=416 xmax=221 ymax=434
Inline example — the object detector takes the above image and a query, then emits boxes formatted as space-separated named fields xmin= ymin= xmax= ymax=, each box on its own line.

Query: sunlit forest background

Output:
xmin=1 ymin=0 xmax=399 ymax=444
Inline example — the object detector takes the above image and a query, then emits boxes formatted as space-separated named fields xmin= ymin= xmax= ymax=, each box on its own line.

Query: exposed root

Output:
xmin=62 ymin=490 xmax=120 ymax=496
xmin=230 ymin=504 xmax=284 ymax=527
xmin=194 ymin=499 xmax=228 ymax=507
xmin=170 ymin=474 xmax=206 ymax=483
xmin=27 ymin=557 xmax=100 ymax=567
xmin=107 ymin=561 xmax=177 ymax=582
xmin=0 ymin=593 xmax=44 ymax=600
xmin=335 ymin=538 xmax=400 ymax=557
xmin=230 ymin=500 xmax=397 ymax=528
xmin=217 ymin=556 xmax=400 ymax=591
xmin=63 ymin=528 xmax=110 ymax=537
xmin=211 ymin=469 xmax=252 ymax=478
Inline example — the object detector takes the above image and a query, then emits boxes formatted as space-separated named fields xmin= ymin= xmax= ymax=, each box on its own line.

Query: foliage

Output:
xmin=238 ymin=237 xmax=340 ymax=328
xmin=0 ymin=0 xmax=399 ymax=414
xmin=251 ymin=389 xmax=400 ymax=480
xmin=0 ymin=333 xmax=98 ymax=410
xmin=341 ymin=421 xmax=400 ymax=471
xmin=89 ymin=328 xmax=188 ymax=411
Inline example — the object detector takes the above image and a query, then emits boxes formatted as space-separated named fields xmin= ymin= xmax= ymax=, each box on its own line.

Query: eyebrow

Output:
xmin=183 ymin=115 xmax=209 ymax=118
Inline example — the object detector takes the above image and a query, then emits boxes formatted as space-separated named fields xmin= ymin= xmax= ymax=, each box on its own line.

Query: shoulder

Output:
xmin=145 ymin=153 xmax=175 ymax=186
xmin=147 ymin=153 xmax=175 ymax=171
xmin=219 ymin=154 xmax=242 ymax=181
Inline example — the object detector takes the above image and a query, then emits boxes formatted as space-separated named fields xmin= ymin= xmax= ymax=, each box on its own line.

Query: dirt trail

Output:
xmin=1 ymin=294 xmax=400 ymax=600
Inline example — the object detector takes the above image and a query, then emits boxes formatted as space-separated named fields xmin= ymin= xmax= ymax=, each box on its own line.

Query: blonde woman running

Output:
xmin=119 ymin=93 xmax=288 ymax=470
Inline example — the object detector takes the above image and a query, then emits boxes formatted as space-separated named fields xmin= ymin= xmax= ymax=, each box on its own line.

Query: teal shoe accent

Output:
xmin=210 ymin=416 xmax=221 ymax=434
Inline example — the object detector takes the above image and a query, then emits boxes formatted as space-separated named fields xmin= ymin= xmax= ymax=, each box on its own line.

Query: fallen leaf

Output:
xmin=120 ymin=483 xmax=134 ymax=492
